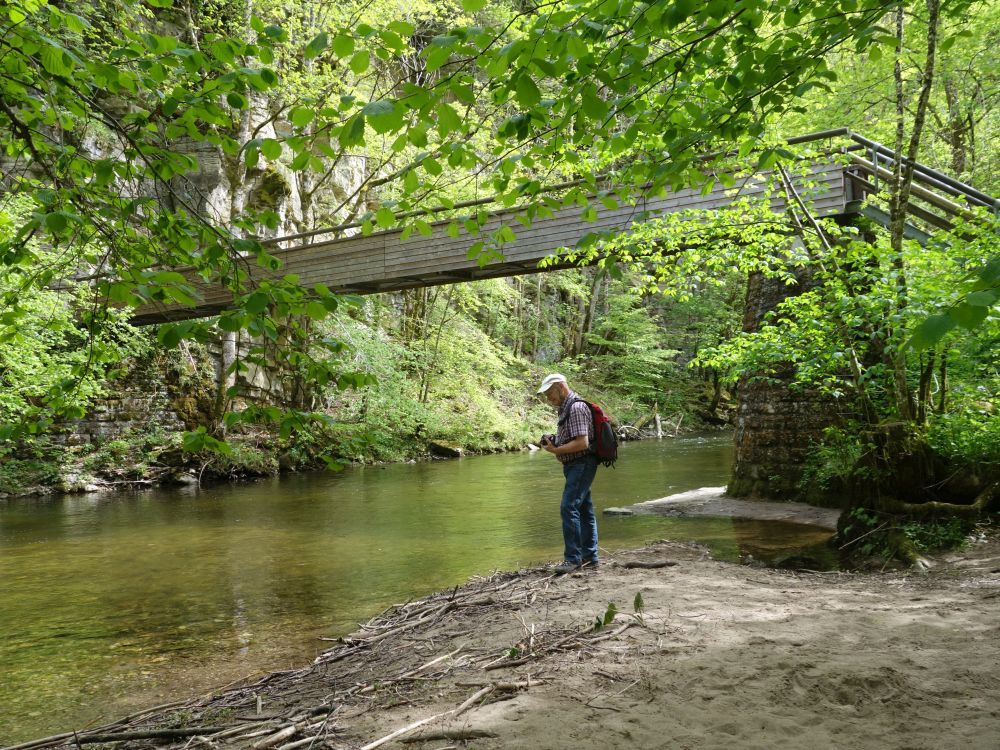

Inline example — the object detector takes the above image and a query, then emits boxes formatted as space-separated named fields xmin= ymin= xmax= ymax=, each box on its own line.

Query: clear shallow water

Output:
xmin=0 ymin=434 xmax=832 ymax=742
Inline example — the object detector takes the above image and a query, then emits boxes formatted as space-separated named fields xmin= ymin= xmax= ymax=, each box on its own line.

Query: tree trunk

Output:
xmin=532 ymin=275 xmax=542 ymax=359
xmin=887 ymin=0 xmax=941 ymax=423
xmin=581 ymin=268 xmax=604 ymax=355
xmin=942 ymin=77 xmax=968 ymax=176
xmin=916 ymin=351 xmax=935 ymax=426
xmin=936 ymin=353 xmax=947 ymax=414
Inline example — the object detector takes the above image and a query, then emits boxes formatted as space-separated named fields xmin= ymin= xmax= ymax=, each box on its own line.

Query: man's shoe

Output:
xmin=553 ymin=561 xmax=581 ymax=575
xmin=581 ymin=559 xmax=600 ymax=570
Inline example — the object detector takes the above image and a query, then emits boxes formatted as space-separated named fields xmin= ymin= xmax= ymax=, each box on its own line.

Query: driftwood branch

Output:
xmin=621 ymin=560 xmax=678 ymax=569
xmin=72 ymin=728 xmax=228 ymax=744
xmin=250 ymin=725 xmax=299 ymax=750
xmin=400 ymin=729 xmax=498 ymax=743
xmin=358 ymin=686 xmax=493 ymax=750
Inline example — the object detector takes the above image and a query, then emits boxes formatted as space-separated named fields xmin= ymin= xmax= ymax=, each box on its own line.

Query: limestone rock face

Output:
xmin=57 ymin=96 xmax=369 ymax=447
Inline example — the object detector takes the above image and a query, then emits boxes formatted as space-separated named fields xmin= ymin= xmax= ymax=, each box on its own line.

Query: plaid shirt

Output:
xmin=555 ymin=391 xmax=593 ymax=465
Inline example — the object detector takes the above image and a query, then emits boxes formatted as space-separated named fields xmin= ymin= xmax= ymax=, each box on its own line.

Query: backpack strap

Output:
xmin=557 ymin=395 xmax=586 ymax=427
xmin=558 ymin=396 xmax=596 ymax=454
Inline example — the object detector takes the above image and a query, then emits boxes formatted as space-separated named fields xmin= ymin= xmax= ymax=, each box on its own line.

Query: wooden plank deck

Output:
xmin=131 ymin=163 xmax=849 ymax=324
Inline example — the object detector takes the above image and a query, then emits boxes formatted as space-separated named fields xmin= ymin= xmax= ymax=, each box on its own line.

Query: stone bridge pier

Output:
xmin=727 ymin=269 xmax=848 ymax=508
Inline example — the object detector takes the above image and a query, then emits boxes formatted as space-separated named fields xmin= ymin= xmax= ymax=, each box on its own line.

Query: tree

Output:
xmin=0 ymin=0 xmax=941 ymax=454
xmin=691 ymin=0 xmax=1000 ymax=563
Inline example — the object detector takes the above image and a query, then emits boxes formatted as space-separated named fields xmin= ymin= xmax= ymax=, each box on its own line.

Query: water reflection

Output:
xmin=0 ymin=434 xmax=833 ymax=743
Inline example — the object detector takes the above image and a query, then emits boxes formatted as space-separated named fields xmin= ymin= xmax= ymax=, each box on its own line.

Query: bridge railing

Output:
xmin=263 ymin=128 xmax=997 ymax=253
xmin=785 ymin=128 xmax=999 ymax=235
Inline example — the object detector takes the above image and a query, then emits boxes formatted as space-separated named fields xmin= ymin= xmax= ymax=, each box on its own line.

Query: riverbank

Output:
xmin=0 ymin=422 xmax=714 ymax=500
xmin=13 ymin=527 xmax=1000 ymax=750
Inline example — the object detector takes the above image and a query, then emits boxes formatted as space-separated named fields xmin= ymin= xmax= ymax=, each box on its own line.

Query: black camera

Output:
xmin=540 ymin=434 xmax=554 ymax=446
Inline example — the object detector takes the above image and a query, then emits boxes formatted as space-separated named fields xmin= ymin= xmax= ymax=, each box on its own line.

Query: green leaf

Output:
xmin=388 ymin=21 xmax=415 ymax=37
xmin=306 ymin=301 xmax=328 ymax=320
xmin=966 ymin=290 xmax=998 ymax=307
xmin=580 ymin=85 xmax=608 ymax=121
xmin=462 ymin=0 xmax=487 ymax=11
xmin=376 ymin=207 xmax=395 ymax=228
xmin=362 ymin=100 xmax=394 ymax=117
xmin=908 ymin=314 xmax=957 ymax=351
xmin=245 ymin=292 xmax=269 ymax=314
xmin=304 ymin=32 xmax=328 ymax=59
xmin=437 ymin=102 xmax=461 ymax=135
xmin=603 ymin=602 xmax=617 ymax=626
xmin=970 ymin=258 xmax=1000 ymax=290
xmin=949 ymin=302 xmax=989 ymax=330
xmin=332 ymin=34 xmax=355 ymax=58
xmin=211 ymin=40 xmax=235 ymax=65
xmin=515 ymin=74 xmax=541 ymax=108
xmin=260 ymin=138 xmax=282 ymax=160
xmin=157 ymin=323 xmax=187 ymax=348
xmin=289 ymin=106 xmax=315 ymax=127
xmin=350 ymin=51 xmax=370 ymax=75
xmin=425 ymin=46 xmax=452 ymax=72
xmin=226 ymin=92 xmax=247 ymax=109
xmin=422 ymin=157 xmax=442 ymax=176
xmin=290 ymin=150 xmax=310 ymax=171
xmin=42 ymin=212 xmax=68 ymax=233
xmin=217 ymin=314 xmax=243 ymax=332
xmin=363 ymin=99 xmax=402 ymax=134
xmin=340 ymin=114 xmax=366 ymax=146
xmin=40 ymin=45 xmax=74 ymax=76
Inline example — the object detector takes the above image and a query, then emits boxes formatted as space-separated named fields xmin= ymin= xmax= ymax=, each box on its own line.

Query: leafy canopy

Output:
xmin=0 ymin=0 xmax=906 ymax=437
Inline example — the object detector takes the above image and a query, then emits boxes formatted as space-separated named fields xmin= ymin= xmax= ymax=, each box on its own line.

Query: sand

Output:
xmin=14 ymin=528 xmax=1000 ymax=750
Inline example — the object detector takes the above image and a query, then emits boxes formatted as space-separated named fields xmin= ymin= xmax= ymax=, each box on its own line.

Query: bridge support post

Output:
xmin=727 ymin=268 xmax=847 ymax=506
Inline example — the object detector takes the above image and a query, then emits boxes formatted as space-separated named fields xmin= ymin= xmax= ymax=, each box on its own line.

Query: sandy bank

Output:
xmin=12 ymin=531 xmax=1000 ymax=750
xmin=605 ymin=486 xmax=843 ymax=529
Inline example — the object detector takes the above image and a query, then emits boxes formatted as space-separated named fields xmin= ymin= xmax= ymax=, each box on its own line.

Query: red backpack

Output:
xmin=568 ymin=397 xmax=619 ymax=468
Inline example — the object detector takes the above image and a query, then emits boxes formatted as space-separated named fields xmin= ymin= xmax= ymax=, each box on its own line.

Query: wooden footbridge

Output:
xmin=131 ymin=129 xmax=999 ymax=325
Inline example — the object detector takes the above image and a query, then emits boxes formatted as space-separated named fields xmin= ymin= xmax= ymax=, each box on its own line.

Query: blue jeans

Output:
xmin=560 ymin=456 xmax=599 ymax=564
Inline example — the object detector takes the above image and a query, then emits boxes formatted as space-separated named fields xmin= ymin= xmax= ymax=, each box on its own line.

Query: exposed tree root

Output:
xmin=884 ymin=481 xmax=1000 ymax=518
xmin=886 ymin=529 xmax=932 ymax=571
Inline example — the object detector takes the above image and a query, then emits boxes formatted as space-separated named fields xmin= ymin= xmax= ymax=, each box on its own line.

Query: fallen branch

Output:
xmin=620 ymin=560 xmax=678 ymax=569
xmin=455 ymin=679 xmax=547 ymax=690
xmin=400 ymin=729 xmax=498 ymax=743
xmin=71 ymin=728 xmax=228 ymax=744
xmin=251 ymin=725 xmax=299 ymax=750
xmin=358 ymin=686 xmax=493 ymax=750
xmin=485 ymin=622 xmax=634 ymax=671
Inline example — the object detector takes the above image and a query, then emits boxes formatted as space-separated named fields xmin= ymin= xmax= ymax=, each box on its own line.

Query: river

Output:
xmin=0 ymin=434 xmax=834 ymax=743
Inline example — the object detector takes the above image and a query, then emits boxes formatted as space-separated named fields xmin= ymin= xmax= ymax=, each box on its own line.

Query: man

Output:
xmin=536 ymin=373 xmax=599 ymax=575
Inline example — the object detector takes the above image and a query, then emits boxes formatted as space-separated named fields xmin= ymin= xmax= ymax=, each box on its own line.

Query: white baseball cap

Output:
xmin=536 ymin=373 xmax=567 ymax=394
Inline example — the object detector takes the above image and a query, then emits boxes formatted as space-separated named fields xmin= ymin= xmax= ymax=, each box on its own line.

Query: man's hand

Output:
xmin=545 ymin=434 xmax=588 ymax=456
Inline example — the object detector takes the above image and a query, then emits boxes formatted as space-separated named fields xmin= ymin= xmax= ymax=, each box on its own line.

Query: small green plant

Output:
xmin=928 ymin=410 xmax=1000 ymax=472
xmin=592 ymin=602 xmax=618 ymax=633
xmin=633 ymin=591 xmax=646 ymax=626
xmin=800 ymin=425 xmax=872 ymax=493
xmin=0 ymin=453 xmax=62 ymax=494
xmin=841 ymin=507 xmax=890 ymax=556
xmin=902 ymin=518 xmax=972 ymax=553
